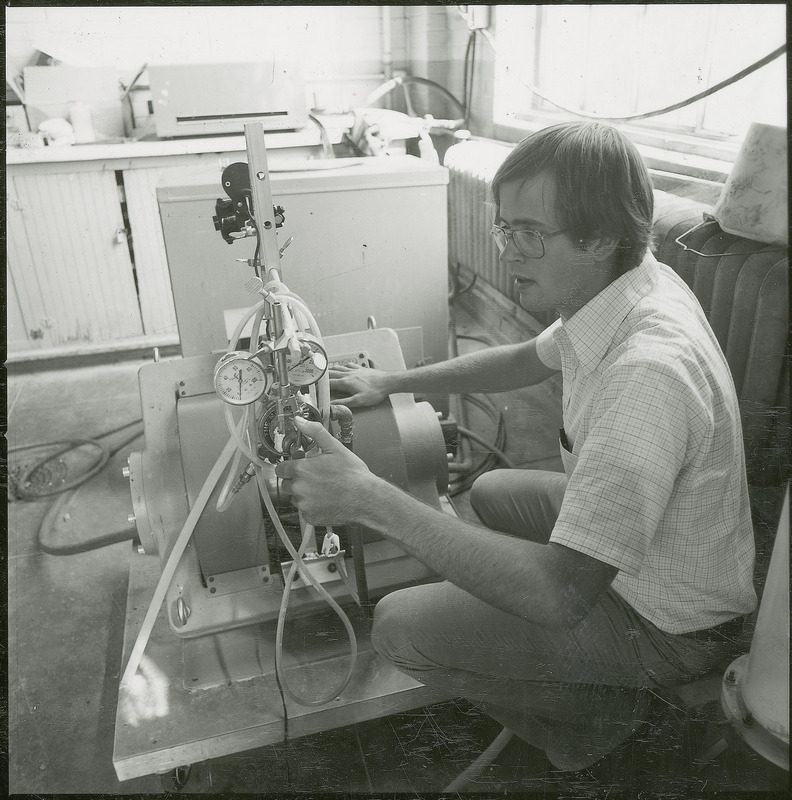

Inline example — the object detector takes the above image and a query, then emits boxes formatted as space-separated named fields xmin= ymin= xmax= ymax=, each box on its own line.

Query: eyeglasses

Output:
xmin=490 ymin=225 xmax=568 ymax=258
xmin=674 ymin=219 xmax=787 ymax=257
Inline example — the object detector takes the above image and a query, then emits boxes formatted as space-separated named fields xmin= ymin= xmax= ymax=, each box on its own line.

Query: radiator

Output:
xmin=445 ymin=139 xmax=513 ymax=297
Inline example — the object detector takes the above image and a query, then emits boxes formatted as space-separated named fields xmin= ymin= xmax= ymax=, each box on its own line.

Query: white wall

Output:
xmin=7 ymin=5 xmax=411 ymax=112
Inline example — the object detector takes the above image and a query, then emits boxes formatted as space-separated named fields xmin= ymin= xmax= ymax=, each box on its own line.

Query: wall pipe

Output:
xmin=381 ymin=6 xmax=393 ymax=81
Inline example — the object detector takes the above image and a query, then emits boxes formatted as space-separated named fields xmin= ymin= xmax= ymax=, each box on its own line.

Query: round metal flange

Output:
xmin=720 ymin=654 xmax=789 ymax=771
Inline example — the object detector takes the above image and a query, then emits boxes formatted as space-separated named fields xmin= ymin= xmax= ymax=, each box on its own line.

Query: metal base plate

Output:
xmin=112 ymin=549 xmax=454 ymax=782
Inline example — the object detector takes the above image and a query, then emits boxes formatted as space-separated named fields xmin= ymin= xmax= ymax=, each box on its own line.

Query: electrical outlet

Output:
xmin=465 ymin=5 xmax=490 ymax=30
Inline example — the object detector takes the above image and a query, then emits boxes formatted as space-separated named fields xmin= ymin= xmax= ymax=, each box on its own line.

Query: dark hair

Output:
xmin=491 ymin=122 xmax=654 ymax=272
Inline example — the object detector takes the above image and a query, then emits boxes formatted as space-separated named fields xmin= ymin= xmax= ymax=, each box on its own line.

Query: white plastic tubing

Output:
xmin=120 ymin=284 xmax=356 ymax=708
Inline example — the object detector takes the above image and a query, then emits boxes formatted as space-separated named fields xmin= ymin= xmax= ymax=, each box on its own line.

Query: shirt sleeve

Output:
xmin=535 ymin=318 xmax=563 ymax=370
xmin=550 ymin=355 xmax=703 ymax=574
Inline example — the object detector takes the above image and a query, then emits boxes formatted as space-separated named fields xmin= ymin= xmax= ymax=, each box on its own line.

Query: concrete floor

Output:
xmin=8 ymin=303 xmax=788 ymax=795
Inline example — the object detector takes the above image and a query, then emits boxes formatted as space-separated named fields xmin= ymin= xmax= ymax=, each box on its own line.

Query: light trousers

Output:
xmin=371 ymin=470 xmax=746 ymax=770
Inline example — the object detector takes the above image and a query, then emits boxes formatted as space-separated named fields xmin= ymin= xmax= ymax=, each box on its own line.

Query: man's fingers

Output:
xmin=330 ymin=394 xmax=366 ymax=408
xmin=330 ymin=361 xmax=363 ymax=372
xmin=294 ymin=417 xmax=345 ymax=453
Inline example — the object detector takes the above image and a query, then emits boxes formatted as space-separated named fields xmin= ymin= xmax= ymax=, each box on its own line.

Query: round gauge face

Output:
xmin=285 ymin=335 xmax=329 ymax=387
xmin=258 ymin=400 xmax=323 ymax=460
xmin=214 ymin=354 xmax=268 ymax=405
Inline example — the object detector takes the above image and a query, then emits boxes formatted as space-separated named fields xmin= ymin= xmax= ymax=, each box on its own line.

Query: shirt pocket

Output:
xmin=559 ymin=438 xmax=578 ymax=477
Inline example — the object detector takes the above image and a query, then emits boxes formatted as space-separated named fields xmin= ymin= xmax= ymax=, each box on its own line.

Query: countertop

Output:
xmin=6 ymin=109 xmax=426 ymax=167
xmin=6 ymin=128 xmax=323 ymax=166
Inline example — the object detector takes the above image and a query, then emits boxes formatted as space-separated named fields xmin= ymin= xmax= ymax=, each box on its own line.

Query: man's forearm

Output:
xmin=384 ymin=339 xmax=557 ymax=397
xmin=355 ymin=474 xmax=581 ymax=628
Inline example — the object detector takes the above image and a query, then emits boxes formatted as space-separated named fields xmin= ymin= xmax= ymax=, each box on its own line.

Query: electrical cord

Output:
xmin=456 ymin=333 xmax=495 ymax=347
xmin=308 ymin=113 xmax=335 ymax=159
xmin=365 ymin=75 xmax=466 ymax=129
xmin=32 ymin=426 xmax=145 ymax=555
xmin=457 ymin=425 xmax=516 ymax=471
xmin=463 ymin=28 xmax=478 ymax=129
xmin=444 ymin=315 xmax=516 ymax=494
xmin=449 ymin=396 xmax=510 ymax=497
xmin=12 ymin=419 xmax=143 ymax=500
xmin=448 ymin=395 xmax=506 ymax=492
xmin=443 ymin=726 xmax=514 ymax=793
xmin=448 ymin=263 xmax=477 ymax=302
xmin=37 ymin=491 xmax=137 ymax=556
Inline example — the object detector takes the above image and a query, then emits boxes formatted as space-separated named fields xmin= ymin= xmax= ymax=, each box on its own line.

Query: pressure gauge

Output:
xmin=258 ymin=399 xmax=323 ymax=461
xmin=214 ymin=352 xmax=268 ymax=405
xmin=285 ymin=334 xmax=328 ymax=387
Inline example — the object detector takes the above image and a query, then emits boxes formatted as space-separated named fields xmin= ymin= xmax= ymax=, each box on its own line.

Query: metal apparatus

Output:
xmin=148 ymin=62 xmax=307 ymax=138
xmin=122 ymin=124 xmax=448 ymax=701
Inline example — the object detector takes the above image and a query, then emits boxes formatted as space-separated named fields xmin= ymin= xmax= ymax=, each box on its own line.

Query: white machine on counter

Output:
xmin=148 ymin=61 xmax=308 ymax=137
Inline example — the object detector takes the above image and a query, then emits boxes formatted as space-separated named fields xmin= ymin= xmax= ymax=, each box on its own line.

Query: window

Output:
xmin=493 ymin=4 xmax=786 ymax=158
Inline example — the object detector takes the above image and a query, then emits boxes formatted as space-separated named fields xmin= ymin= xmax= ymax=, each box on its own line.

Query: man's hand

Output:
xmin=328 ymin=362 xmax=395 ymax=407
xmin=275 ymin=416 xmax=378 ymax=525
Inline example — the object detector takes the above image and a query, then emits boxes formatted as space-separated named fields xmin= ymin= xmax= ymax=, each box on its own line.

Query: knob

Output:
xmin=175 ymin=597 xmax=191 ymax=626
xmin=127 ymin=514 xmax=136 ymax=525
xmin=136 ymin=544 xmax=146 ymax=556
xmin=122 ymin=465 xmax=131 ymax=478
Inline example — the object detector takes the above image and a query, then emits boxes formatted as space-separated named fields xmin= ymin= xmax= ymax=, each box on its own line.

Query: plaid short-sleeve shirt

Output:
xmin=535 ymin=252 xmax=757 ymax=633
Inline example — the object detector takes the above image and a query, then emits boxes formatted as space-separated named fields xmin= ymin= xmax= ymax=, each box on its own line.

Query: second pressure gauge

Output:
xmin=285 ymin=334 xmax=329 ymax=386
xmin=214 ymin=352 xmax=268 ymax=405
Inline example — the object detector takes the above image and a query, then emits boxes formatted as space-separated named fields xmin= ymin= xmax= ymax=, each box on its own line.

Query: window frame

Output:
xmin=489 ymin=3 xmax=785 ymax=182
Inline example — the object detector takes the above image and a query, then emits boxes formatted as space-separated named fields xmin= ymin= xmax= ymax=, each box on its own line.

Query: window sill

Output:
xmin=492 ymin=119 xmax=733 ymax=184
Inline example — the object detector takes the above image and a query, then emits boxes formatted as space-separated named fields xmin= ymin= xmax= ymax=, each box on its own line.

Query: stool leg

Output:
xmin=443 ymin=727 xmax=514 ymax=793
xmin=694 ymin=736 xmax=729 ymax=769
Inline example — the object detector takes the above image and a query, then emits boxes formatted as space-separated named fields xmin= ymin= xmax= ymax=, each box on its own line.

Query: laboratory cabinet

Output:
xmin=7 ymin=153 xmax=244 ymax=357
xmin=7 ymin=162 xmax=145 ymax=351
xmin=6 ymin=143 xmax=447 ymax=369
xmin=157 ymin=156 xmax=450 ymax=369
xmin=5 ymin=134 xmax=322 ymax=359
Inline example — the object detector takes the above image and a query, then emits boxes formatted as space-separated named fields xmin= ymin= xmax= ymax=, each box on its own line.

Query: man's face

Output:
xmin=497 ymin=172 xmax=616 ymax=319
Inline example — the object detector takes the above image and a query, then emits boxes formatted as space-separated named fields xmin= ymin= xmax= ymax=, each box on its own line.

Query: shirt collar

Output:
xmin=556 ymin=251 xmax=659 ymax=373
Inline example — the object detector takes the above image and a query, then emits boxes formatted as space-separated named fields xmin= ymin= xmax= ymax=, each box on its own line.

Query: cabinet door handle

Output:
xmin=114 ymin=227 xmax=129 ymax=244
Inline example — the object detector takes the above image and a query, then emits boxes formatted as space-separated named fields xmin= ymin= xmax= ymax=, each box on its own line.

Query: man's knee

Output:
xmin=469 ymin=470 xmax=509 ymax=526
xmin=470 ymin=468 xmax=566 ymax=540
xmin=371 ymin=587 xmax=414 ymax=664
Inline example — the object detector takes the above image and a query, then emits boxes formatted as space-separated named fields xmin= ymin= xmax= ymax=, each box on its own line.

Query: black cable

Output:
xmin=16 ymin=439 xmax=108 ymax=500
xmin=462 ymin=30 xmax=475 ymax=129
xmin=35 ymin=428 xmax=145 ymax=555
xmin=444 ymin=317 xmax=513 ymax=493
xmin=448 ymin=262 xmax=478 ymax=302
xmin=10 ymin=417 xmax=142 ymax=456
xmin=366 ymin=75 xmax=466 ymax=126
xmin=451 ymin=424 xmax=507 ymax=493
xmin=465 ymin=30 xmax=478 ymax=130
xmin=308 ymin=113 xmax=334 ymax=159
xmin=402 ymin=80 xmax=418 ymax=119
xmin=244 ymin=195 xmax=261 ymax=275
xmin=456 ymin=332 xmax=493 ymax=347
xmin=13 ymin=419 xmax=144 ymax=500
xmin=458 ymin=426 xmax=516 ymax=469
xmin=274 ymin=649 xmax=290 ymax=755
xmin=449 ymin=394 xmax=510 ymax=496
xmin=37 ymin=491 xmax=137 ymax=556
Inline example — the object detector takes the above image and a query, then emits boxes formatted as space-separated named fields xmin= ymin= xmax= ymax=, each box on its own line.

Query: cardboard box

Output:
xmin=23 ymin=65 xmax=124 ymax=140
